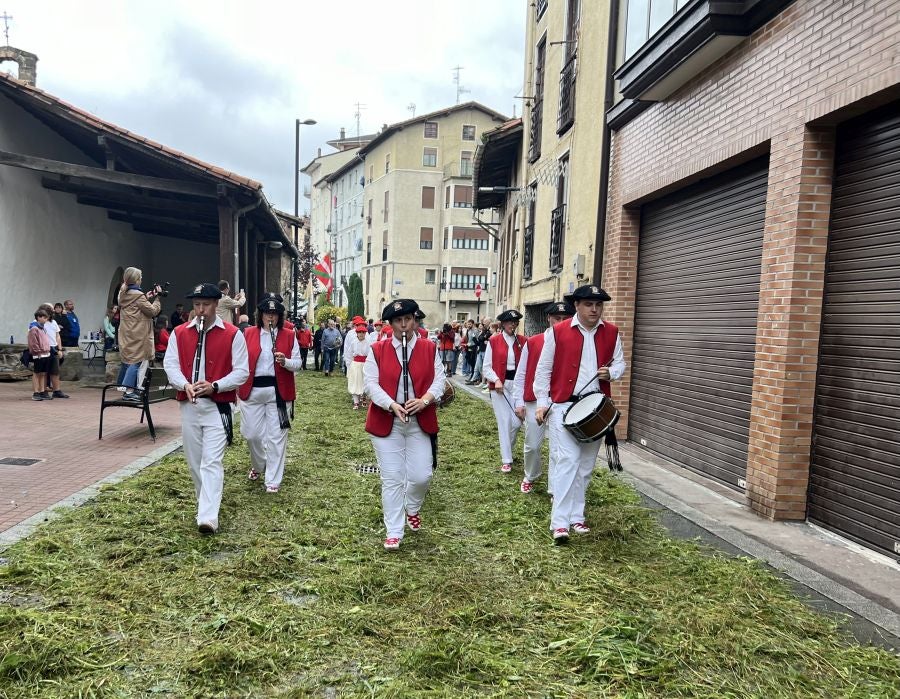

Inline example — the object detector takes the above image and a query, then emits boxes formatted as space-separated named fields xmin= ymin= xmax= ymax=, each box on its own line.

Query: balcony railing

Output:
xmin=550 ymin=204 xmax=566 ymax=273
xmin=535 ymin=0 xmax=548 ymax=20
xmin=557 ymin=55 xmax=577 ymax=135
xmin=528 ymin=99 xmax=543 ymax=164
xmin=523 ymin=223 xmax=534 ymax=281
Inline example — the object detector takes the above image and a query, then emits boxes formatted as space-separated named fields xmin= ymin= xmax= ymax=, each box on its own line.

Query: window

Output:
xmin=536 ymin=0 xmax=548 ymax=19
xmin=550 ymin=155 xmax=569 ymax=273
xmin=445 ymin=185 xmax=451 ymax=209
xmin=367 ymin=199 xmax=372 ymax=227
xmin=460 ymin=151 xmax=473 ymax=177
xmin=624 ymin=0 xmax=689 ymax=59
xmin=420 ymin=227 xmax=434 ymax=250
xmin=452 ymin=227 xmax=489 ymax=250
xmin=449 ymin=267 xmax=488 ymax=290
xmin=421 ymin=186 xmax=435 ymax=209
xmin=424 ymin=121 xmax=438 ymax=138
xmin=529 ymin=37 xmax=546 ymax=163
xmin=382 ymin=229 xmax=388 ymax=261
xmin=462 ymin=124 xmax=476 ymax=141
xmin=366 ymin=236 xmax=371 ymax=264
xmin=558 ymin=0 xmax=580 ymax=134
xmin=366 ymin=269 xmax=370 ymax=295
xmin=523 ymin=183 xmax=537 ymax=280
xmin=425 ymin=269 xmax=436 ymax=285
xmin=383 ymin=190 xmax=389 ymax=223
xmin=423 ymin=147 xmax=438 ymax=167
xmin=453 ymin=185 xmax=473 ymax=208
xmin=380 ymin=265 xmax=386 ymax=293
xmin=368 ymin=164 xmax=374 ymax=182
xmin=443 ymin=227 xmax=449 ymax=250
xmin=385 ymin=152 xmax=391 ymax=174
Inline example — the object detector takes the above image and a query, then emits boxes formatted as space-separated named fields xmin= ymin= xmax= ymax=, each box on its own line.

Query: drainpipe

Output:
xmin=593 ymin=0 xmax=620 ymax=285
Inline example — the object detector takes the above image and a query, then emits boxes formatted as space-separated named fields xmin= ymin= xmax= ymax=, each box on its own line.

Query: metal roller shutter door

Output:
xmin=629 ymin=158 xmax=768 ymax=490
xmin=809 ymin=102 xmax=900 ymax=560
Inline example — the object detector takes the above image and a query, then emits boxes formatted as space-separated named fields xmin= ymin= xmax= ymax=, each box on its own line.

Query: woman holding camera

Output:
xmin=117 ymin=266 xmax=162 ymax=401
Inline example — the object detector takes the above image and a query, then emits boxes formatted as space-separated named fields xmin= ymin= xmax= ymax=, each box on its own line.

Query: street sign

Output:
xmin=474 ymin=283 xmax=483 ymax=298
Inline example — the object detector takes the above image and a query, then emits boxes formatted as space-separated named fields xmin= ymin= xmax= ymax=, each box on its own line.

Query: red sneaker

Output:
xmin=500 ymin=463 xmax=512 ymax=473
xmin=406 ymin=513 xmax=422 ymax=531
xmin=520 ymin=480 xmax=534 ymax=494
xmin=552 ymin=528 xmax=570 ymax=545
xmin=383 ymin=537 xmax=401 ymax=551
xmin=247 ymin=469 xmax=260 ymax=481
xmin=572 ymin=522 xmax=591 ymax=535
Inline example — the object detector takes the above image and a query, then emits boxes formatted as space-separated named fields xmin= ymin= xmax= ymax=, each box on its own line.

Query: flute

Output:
xmin=401 ymin=330 xmax=410 ymax=422
xmin=191 ymin=315 xmax=206 ymax=403
xmin=268 ymin=320 xmax=278 ymax=365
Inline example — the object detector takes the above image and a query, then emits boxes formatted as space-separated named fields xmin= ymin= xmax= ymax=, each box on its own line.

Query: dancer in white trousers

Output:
xmin=534 ymin=285 xmax=626 ymax=545
xmin=513 ymin=301 xmax=576 ymax=493
xmin=239 ymin=297 xmax=301 ymax=493
xmin=364 ymin=298 xmax=445 ymax=551
xmin=345 ymin=321 xmax=373 ymax=409
xmin=482 ymin=309 xmax=526 ymax=473
xmin=164 ymin=282 xmax=249 ymax=534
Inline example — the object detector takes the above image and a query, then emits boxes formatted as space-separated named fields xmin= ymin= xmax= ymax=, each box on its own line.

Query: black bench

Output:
xmin=99 ymin=366 xmax=176 ymax=441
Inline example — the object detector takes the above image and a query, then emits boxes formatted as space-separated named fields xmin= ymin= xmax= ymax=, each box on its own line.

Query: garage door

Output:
xmin=809 ymin=102 xmax=900 ymax=559
xmin=629 ymin=158 xmax=768 ymax=490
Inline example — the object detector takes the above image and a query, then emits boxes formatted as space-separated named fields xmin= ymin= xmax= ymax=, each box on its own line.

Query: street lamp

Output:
xmin=293 ymin=118 xmax=317 ymax=318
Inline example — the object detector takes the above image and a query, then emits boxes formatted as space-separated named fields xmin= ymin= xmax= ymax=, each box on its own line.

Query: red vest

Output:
xmin=522 ymin=333 xmax=545 ymax=403
xmin=365 ymin=338 xmax=439 ymax=437
xmin=296 ymin=328 xmax=314 ymax=349
xmin=549 ymin=320 xmax=619 ymax=402
xmin=417 ymin=327 xmax=428 ymax=339
xmin=489 ymin=332 xmax=526 ymax=389
xmin=238 ymin=326 xmax=297 ymax=401
xmin=174 ymin=321 xmax=239 ymax=403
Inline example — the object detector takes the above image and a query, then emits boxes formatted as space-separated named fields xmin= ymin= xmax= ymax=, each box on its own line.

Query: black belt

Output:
xmin=505 ymin=370 xmax=516 ymax=381
xmin=251 ymin=375 xmax=290 ymax=429
xmin=252 ymin=376 xmax=276 ymax=387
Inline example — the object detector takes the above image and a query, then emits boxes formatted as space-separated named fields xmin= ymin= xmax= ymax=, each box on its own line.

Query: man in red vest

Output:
xmin=482 ymin=309 xmax=526 ymax=473
xmin=364 ymin=298 xmax=446 ymax=551
xmin=513 ymin=301 xmax=575 ymax=494
xmin=163 ymin=282 xmax=249 ymax=535
xmin=295 ymin=321 xmax=314 ymax=370
xmin=533 ymin=285 xmax=626 ymax=544
xmin=239 ymin=298 xmax=302 ymax=493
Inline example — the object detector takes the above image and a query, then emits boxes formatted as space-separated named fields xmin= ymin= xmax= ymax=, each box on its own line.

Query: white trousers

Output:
xmin=490 ymin=389 xmax=522 ymax=464
xmin=239 ymin=386 xmax=289 ymax=489
xmin=548 ymin=403 xmax=602 ymax=531
xmin=370 ymin=417 xmax=433 ymax=539
xmin=180 ymin=399 xmax=229 ymax=527
xmin=522 ymin=401 xmax=548 ymax=483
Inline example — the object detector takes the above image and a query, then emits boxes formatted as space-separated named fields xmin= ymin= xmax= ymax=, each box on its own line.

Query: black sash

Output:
xmin=251 ymin=375 xmax=290 ymax=429
xmin=214 ymin=400 xmax=233 ymax=446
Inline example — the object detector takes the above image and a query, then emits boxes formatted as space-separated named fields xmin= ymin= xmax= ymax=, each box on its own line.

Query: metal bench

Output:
xmin=99 ymin=366 xmax=176 ymax=441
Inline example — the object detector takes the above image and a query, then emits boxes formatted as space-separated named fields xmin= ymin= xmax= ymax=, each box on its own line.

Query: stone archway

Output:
xmin=0 ymin=46 xmax=38 ymax=85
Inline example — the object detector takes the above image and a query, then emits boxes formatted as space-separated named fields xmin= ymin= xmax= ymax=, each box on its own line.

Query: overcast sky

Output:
xmin=2 ymin=0 xmax=525 ymax=213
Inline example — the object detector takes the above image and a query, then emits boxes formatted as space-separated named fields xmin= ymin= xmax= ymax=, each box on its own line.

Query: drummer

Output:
xmin=482 ymin=309 xmax=526 ymax=473
xmin=513 ymin=300 xmax=575 ymax=494
xmin=533 ymin=284 xmax=626 ymax=544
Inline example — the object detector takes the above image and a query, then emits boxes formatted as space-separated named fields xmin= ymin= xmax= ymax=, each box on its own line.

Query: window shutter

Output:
xmin=421 ymin=186 xmax=435 ymax=209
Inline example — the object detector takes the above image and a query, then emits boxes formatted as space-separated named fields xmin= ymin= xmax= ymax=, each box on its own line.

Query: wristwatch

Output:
xmin=422 ymin=397 xmax=432 ymax=406
xmin=212 ymin=382 xmax=219 ymax=394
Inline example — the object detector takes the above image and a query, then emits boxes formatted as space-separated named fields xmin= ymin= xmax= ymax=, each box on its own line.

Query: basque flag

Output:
xmin=313 ymin=253 xmax=333 ymax=298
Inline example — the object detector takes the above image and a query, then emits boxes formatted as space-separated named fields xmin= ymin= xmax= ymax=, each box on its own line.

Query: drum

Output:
xmin=437 ymin=382 xmax=455 ymax=408
xmin=562 ymin=392 xmax=619 ymax=443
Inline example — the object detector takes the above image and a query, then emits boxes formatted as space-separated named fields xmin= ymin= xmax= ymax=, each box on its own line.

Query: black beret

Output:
xmin=564 ymin=284 xmax=611 ymax=304
xmin=497 ymin=309 xmax=522 ymax=323
xmin=544 ymin=301 xmax=575 ymax=317
xmin=185 ymin=282 xmax=222 ymax=299
xmin=381 ymin=298 xmax=420 ymax=322
xmin=414 ymin=309 xmax=426 ymax=320
xmin=257 ymin=298 xmax=285 ymax=314
xmin=260 ymin=291 xmax=284 ymax=304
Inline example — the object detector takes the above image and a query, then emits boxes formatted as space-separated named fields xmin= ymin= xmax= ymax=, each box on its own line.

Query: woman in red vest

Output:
xmin=482 ymin=309 xmax=526 ymax=473
xmin=512 ymin=301 xmax=575 ymax=494
xmin=239 ymin=298 xmax=301 ymax=493
xmin=533 ymin=285 xmax=626 ymax=545
xmin=163 ymin=283 xmax=250 ymax=535
xmin=364 ymin=299 xmax=446 ymax=551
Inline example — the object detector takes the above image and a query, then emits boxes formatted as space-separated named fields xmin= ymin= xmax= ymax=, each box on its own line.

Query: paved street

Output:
xmin=0 ymin=378 xmax=181 ymax=534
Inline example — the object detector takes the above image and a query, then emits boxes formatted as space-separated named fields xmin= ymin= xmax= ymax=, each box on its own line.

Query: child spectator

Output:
xmin=27 ymin=309 xmax=52 ymax=401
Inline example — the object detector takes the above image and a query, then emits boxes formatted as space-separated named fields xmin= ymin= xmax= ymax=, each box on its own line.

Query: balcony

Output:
xmin=528 ymin=100 xmax=543 ymax=164
xmin=549 ymin=204 xmax=566 ymax=273
xmin=557 ymin=55 xmax=576 ymax=135
xmin=523 ymin=223 xmax=534 ymax=281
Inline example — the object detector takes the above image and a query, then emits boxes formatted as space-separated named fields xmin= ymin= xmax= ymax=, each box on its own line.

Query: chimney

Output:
xmin=0 ymin=46 xmax=38 ymax=86
xmin=317 ymin=147 xmax=322 ymax=157
xmin=339 ymin=127 xmax=346 ymax=140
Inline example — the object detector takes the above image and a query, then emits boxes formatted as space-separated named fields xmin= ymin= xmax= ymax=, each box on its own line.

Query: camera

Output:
xmin=149 ymin=281 xmax=171 ymax=298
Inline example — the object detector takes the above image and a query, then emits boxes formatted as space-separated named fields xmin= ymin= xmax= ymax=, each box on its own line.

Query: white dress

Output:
xmin=346 ymin=334 xmax=372 ymax=395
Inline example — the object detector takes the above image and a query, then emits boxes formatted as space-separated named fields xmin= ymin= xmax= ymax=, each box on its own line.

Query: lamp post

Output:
xmin=294 ymin=118 xmax=317 ymax=319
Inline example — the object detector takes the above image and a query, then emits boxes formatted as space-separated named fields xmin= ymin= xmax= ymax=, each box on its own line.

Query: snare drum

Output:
xmin=562 ymin=392 xmax=619 ymax=443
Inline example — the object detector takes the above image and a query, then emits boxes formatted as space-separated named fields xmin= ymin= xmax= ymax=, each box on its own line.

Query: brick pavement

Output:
xmin=0 ymin=378 xmax=182 ymax=534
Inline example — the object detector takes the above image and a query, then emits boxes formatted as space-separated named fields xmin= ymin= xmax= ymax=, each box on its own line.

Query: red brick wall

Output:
xmin=603 ymin=0 xmax=900 ymax=519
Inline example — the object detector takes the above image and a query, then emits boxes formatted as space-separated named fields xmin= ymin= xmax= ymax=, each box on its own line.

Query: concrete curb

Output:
xmin=0 ymin=437 xmax=183 ymax=549
xmin=450 ymin=376 xmax=900 ymax=641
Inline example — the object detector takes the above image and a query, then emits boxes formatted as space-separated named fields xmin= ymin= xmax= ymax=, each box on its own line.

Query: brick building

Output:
xmin=602 ymin=0 xmax=900 ymax=559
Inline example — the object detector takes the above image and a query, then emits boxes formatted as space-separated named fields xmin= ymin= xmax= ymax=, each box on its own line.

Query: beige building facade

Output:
xmin=358 ymin=102 xmax=507 ymax=325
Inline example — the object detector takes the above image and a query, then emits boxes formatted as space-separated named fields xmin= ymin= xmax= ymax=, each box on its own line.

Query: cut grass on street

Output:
xmin=1 ymin=370 xmax=899 ymax=697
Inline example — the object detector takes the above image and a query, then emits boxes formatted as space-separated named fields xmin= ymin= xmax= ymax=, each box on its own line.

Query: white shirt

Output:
xmin=482 ymin=331 xmax=520 ymax=383
xmin=533 ymin=317 xmax=626 ymax=409
xmin=43 ymin=319 xmax=60 ymax=348
xmin=345 ymin=334 xmax=373 ymax=367
xmin=364 ymin=334 xmax=446 ymax=410
xmin=254 ymin=327 xmax=302 ymax=376
xmin=163 ymin=315 xmax=250 ymax=392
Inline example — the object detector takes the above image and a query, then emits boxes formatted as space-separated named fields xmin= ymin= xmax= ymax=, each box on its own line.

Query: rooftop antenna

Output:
xmin=407 ymin=102 xmax=416 ymax=118
xmin=353 ymin=101 xmax=367 ymax=143
xmin=1 ymin=11 xmax=12 ymax=46
xmin=452 ymin=65 xmax=470 ymax=104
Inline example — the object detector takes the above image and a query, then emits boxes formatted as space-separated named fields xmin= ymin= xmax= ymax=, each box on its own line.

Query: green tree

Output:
xmin=347 ymin=273 xmax=365 ymax=319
